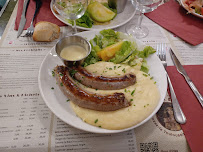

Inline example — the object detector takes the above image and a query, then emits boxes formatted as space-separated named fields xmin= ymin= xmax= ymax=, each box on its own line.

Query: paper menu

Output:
xmin=50 ymin=118 xmax=137 ymax=152
xmin=134 ymin=93 xmax=190 ymax=152
xmin=166 ymin=31 xmax=203 ymax=65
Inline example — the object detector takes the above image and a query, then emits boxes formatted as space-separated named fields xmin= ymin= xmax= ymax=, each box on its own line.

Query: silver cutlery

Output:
xmin=22 ymin=0 xmax=42 ymax=37
xmin=157 ymin=43 xmax=186 ymax=124
xmin=17 ymin=0 xmax=30 ymax=38
xmin=170 ymin=48 xmax=203 ymax=108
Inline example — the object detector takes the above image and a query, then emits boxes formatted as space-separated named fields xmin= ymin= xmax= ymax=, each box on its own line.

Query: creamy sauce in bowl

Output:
xmin=60 ymin=45 xmax=88 ymax=61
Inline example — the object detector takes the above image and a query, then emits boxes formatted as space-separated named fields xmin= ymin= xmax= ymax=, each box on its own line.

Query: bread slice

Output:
xmin=33 ymin=21 xmax=60 ymax=42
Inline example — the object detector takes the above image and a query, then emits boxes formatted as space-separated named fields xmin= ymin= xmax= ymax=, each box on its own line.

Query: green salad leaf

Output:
xmin=138 ymin=46 xmax=156 ymax=58
xmin=110 ymin=41 xmax=133 ymax=64
xmin=100 ymin=29 xmax=119 ymax=47
xmin=75 ymin=11 xmax=94 ymax=28
xmin=82 ymin=29 xmax=156 ymax=73
xmin=82 ymin=40 xmax=101 ymax=67
xmin=67 ymin=11 xmax=94 ymax=28
xmin=57 ymin=2 xmax=66 ymax=8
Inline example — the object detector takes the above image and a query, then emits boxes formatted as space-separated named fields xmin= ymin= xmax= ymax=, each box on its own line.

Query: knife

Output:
xmin=17 ymin=0 xmax=30 ymax=38
xmin=170 ymin=49 xmax=203 ymax=108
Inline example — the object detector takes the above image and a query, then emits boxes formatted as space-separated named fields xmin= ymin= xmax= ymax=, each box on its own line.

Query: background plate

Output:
xmin=180 ymin=0 xmax=203 ymax=19
xmin=50 ymin=0 xmax=136 ymax=30
xmin=38 ymin=31 xmax=167 ymax=134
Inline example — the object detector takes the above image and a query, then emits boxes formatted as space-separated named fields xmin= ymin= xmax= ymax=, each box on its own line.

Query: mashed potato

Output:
xmin=70 ymin=62 xmax=160 ymax=130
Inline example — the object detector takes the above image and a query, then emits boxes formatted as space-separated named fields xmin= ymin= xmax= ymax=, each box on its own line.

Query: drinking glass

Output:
xmin=53 ymin=0 xmax=88 ymax=34
xmin=126 ymin=0 xmax=162 ymax=39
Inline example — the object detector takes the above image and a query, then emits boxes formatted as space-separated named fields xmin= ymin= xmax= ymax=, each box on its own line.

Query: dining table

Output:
xmin=0 ymin=0 xmax=202 ymax=152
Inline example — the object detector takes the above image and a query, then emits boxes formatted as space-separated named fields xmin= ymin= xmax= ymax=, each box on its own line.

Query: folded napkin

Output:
xmin=166 ymin=65 xmax=203 ymax=152
xmin=15 ymin=0 xmax=65 ymax=30
xmin=145 ymin=0 xmax=203 ymax=46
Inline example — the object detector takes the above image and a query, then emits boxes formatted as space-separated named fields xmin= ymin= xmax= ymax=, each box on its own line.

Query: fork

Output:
xmin=21 ymin=0 xmax=42 ymax=37
xmin=157 ymin=43 xmax=186 ymax=124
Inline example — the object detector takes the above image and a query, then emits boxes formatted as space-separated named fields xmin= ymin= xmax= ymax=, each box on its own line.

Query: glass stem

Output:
xmin=137 ymin=11 xmax=143 ymax=29
xmin=72 ymin=20 xmax=77 ymax=35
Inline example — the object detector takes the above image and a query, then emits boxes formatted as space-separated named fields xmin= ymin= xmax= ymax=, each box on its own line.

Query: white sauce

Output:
xmin=60 ymin=45 xmax=87 ymax=61
xmin=70 ymin=62 xmax=160 ymax=130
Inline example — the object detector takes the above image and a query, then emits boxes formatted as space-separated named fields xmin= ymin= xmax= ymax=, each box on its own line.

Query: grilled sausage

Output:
xmin=55 ymin=66 xmax=131 ymax=111
xmin=68 ymin=65 xmax=136 ymax=90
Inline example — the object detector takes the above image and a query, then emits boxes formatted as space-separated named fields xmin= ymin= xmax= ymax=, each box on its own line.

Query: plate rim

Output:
xmin=50 ymin=0 xmax=136 ymax=30
xmin=38 ymin=30 xmax=167 ymax=134
xmin=179 ymin=0 xmax=203 ymax=19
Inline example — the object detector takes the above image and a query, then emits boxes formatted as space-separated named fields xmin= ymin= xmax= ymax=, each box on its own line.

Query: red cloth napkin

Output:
xmin=15 ymin=0 xmax=66 ymax=30
xmin=166 ymin=65 xmax=203 ymax=152
xmin=145 ymin=0 xmax=203 ymax=46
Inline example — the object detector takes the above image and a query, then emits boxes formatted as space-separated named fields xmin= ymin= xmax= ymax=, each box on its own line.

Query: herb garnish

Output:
xmin=69 ymin=69 xmax=77 ymax=77
xmin=131 ymin=90 xmax=135 ymax=96
xmin=94 ymin=119 xmax=98 ymax=123
xmin=52 ymin=71 xmax=55 ymax=77
xmin=122 ymin=68 xmax=126 ymax=73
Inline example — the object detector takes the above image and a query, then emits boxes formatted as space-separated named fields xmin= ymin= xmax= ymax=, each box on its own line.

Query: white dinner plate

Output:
xmin=38 ymin=30 xmax=167 ymax=134
xmin=50 ymin=0 xmax=136 ymax=30
xmin=180 ymin=0 xmax=203 ymax=19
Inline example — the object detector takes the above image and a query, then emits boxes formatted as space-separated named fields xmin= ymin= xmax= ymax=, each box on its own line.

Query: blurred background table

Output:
xmin=0 ymin=0 xmax=17 ymax=39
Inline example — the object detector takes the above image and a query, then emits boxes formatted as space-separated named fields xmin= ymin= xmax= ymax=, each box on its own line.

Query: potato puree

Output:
xmin=70 ymin=62 xmax=160 ymax=130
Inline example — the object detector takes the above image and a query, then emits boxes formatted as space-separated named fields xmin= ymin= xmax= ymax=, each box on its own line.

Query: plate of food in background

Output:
xmin=180 ymin=0 xmax=203 ymax=19
xmin=38 ymin=29 xmax=167 ymax=133
xmin=50 ymin=0 xmax=136 ymax=30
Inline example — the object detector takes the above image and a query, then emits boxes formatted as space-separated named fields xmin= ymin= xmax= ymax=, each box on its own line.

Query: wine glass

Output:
xmin=53 ymin=0 xmax=88 ymax=34
xmin=126 ymin=0 xmax=162 ymax=39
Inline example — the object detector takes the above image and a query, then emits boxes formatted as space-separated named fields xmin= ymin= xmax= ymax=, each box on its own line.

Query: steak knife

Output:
xmin=17 ymin=0 xmax=30 ymax=38
xmin=170 ymin=49 xmax=203 ymax=108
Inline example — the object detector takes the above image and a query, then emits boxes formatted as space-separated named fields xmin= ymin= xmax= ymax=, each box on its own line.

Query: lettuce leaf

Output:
xmin=138 ymin=46 xmax=156 ymax=58
xmin=100 ymin=29 xmax=119 ymax=47
xmin=109 ymin=41 xmax=133 ymax=63
xmin=82 ymin=29 xmax=155 ymax=71
xmin=140 ymin=59 xmax=149 ymax=73
xmin=82 ymin=40 xmax=101 ymax=67
xmin=75 ymin=11 xmax=94 ymax=28
xmin=67 ymin=11 xmax=93 ymax=28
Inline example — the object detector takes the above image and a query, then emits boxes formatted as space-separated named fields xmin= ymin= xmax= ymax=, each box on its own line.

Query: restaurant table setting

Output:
xmin=0 ymin=0 xmax=203 ymax=151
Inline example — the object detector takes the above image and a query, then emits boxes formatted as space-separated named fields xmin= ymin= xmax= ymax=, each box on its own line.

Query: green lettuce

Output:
xmin=109 ymin=41 xmax=133 ymax=63
xmin=67 ymin=11 xmax=94 ymax=28
xmin=82 ymin=29 xmax=156 ymax=72
xmin=75 ymin=11 xmax=94 ymax=28
xmin=100 ymin=29 xmax=119 ymax=47
xmin=138 ymin=46 xmax=156 ymax=58
xmin=140 ymin=59 xmax=149 ymax=73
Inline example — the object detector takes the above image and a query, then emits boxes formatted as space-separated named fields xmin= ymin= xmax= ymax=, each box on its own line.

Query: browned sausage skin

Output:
xmin=68 ymin=65 xmax=136 ymax=90
xmin=54 ymin=66 xmax=131 ymax=111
